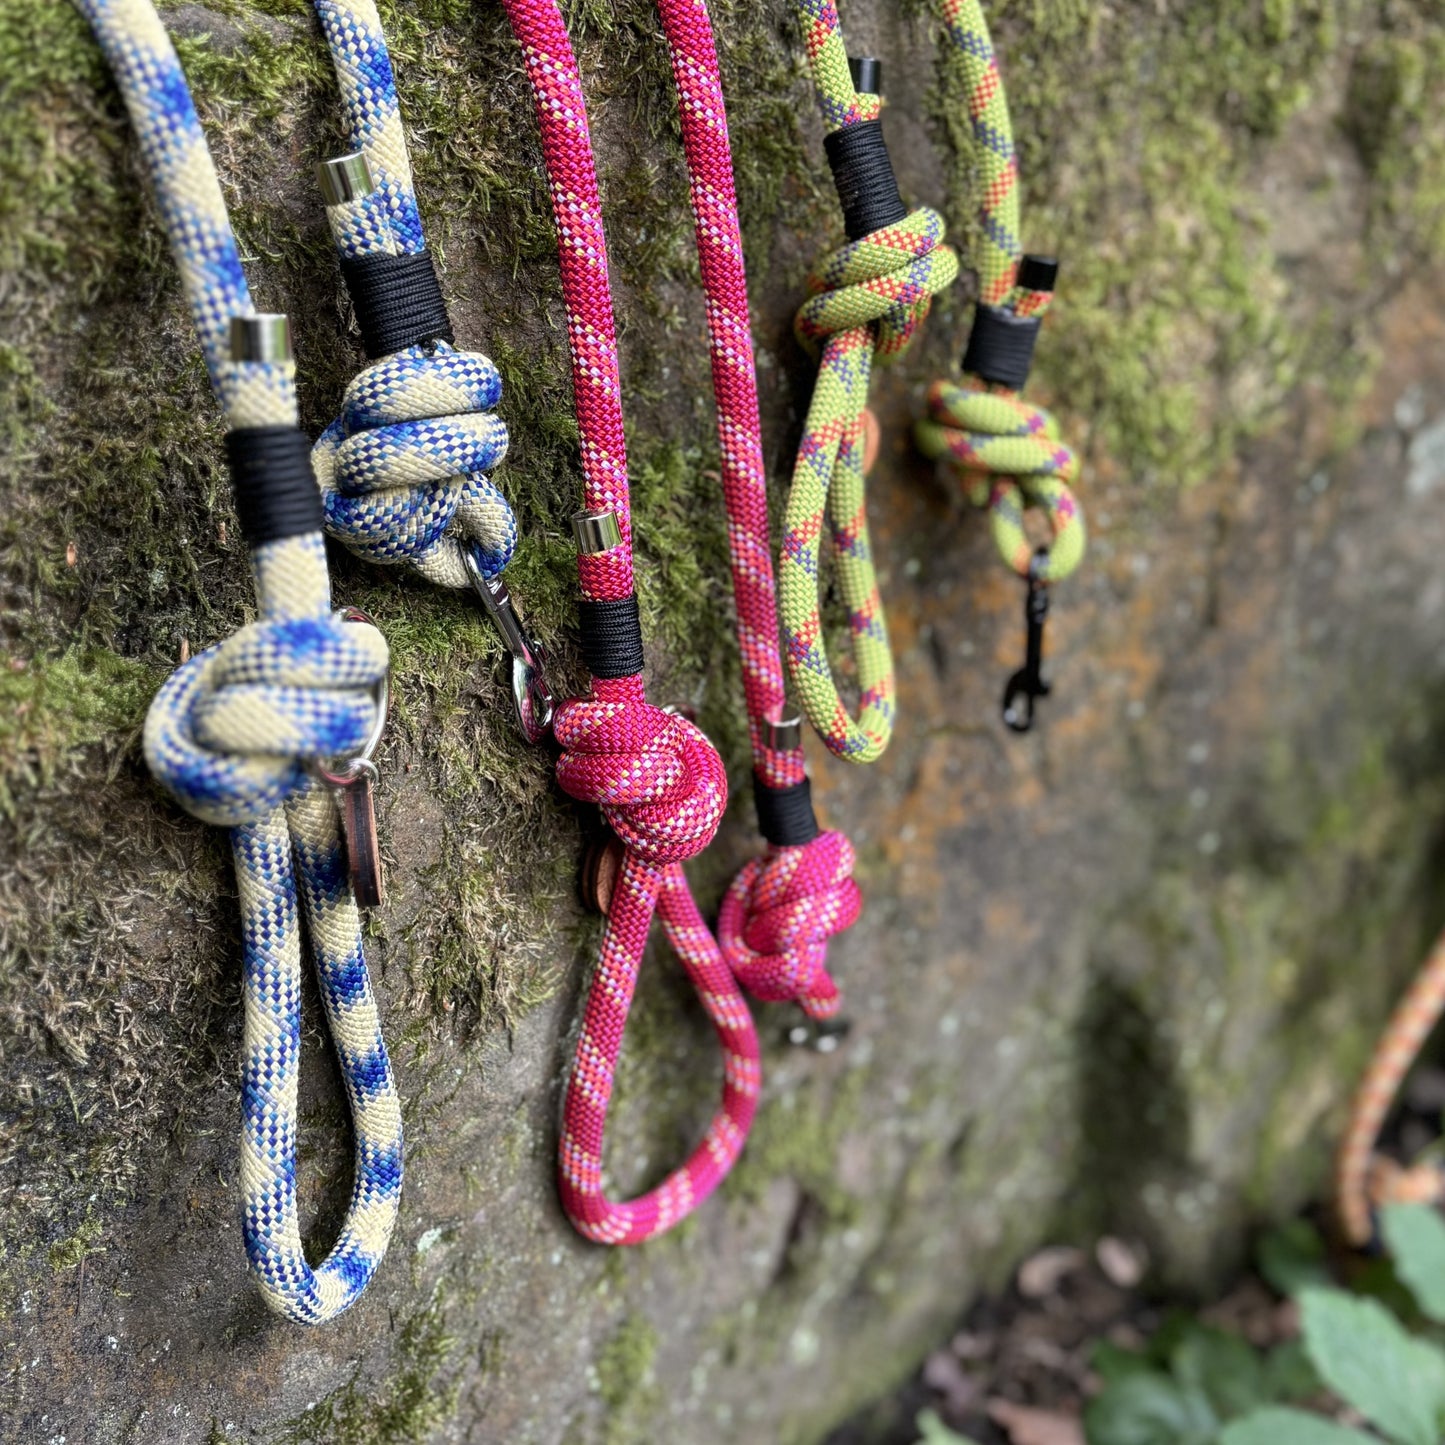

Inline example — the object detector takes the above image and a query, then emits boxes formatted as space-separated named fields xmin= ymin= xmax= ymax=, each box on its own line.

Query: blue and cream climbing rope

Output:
xmin=79 ymin=0 xmax=403 ymax=1324
xmin=308 ymin=0 xmax=555 ymax=741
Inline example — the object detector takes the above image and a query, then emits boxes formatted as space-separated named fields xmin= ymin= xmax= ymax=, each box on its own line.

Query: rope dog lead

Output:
xmin=913 ymin=0 xmax=1085 ymax=732
xmin=1337 ymin=925 xmax=1445 ymax=1246
xmin=309 ymin=0 xmax=555 ymax=743
xmin=778 ymin=8 xmax=959 ymax=764
xmin=637 ymin=0 xmax=864 ymax=1021
xmin=79 ymin=0 xmax=402 ymax=1322
xmin=501 ymin=0 xmax=762 ymax=1244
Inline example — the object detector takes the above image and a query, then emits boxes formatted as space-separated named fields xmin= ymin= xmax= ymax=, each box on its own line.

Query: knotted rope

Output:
xmin=80 ymin=0 xmax=401 ymax=1323
xmin=1337 ymin=925 xmax=1445 ymax=1247
xmin=912 ymin=0 xmax=1085 ymax=586
xmin=502 ymin=0 xmax=762 ymax=1244
xmin=309 ymin=1 xmax=524 ymax=609
xmin=778 ymin=3 xmax=958 ymax=764
xmin=630 ymin=0 xmax=864 ymax=1016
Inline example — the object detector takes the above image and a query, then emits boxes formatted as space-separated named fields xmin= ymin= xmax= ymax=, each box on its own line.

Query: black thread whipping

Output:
xmin=962 ymin=305 xmax=1041 ymax=391
xmin=226 ymin=426 xmax=325 ymax=548
xmin=823 ymin=120 xmax=908 ymax=242
xmin=578 ymin=595 xmax=645 ymax=679
xmin=753 ymin=775 xmax=820 ymax=848
xmin=338 ymin=251 xmax=455 ymax=359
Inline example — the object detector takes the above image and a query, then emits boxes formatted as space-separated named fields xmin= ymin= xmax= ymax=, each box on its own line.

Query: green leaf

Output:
xmin=1219 ymin=1406 xmax=1379 ymax=1445
xmin=1092 ymin=1340 xmax=1158 ymax=1385
xmin=913 ymin=1408 xmax=981 ymax=1445
xmin=1261 ymin=1338 xmax=1322 ymax=1404
xmin=1300 ymin=1286 xmax=1445 ymax=1445
xmin=1169 ymin=1325 xmax=1267 ymax=1419
xmin=1257 ymin=1220 xmax=1331 ymax=1297
xmin=1081 ymin=1370 xmax=1218 ymax=1445
xmin=1381 ymin=1203 xmax=1445 ymax=1324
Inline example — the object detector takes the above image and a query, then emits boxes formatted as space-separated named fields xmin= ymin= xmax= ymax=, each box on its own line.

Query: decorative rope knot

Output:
xmin=916 ymin=377 xmax=1086 ymax=581
xmin=312 ymin=342 xmax=515 ymax=589
xmin=553 ymin=676 xmax=727 ymax=864
xmin=795 ymin=206 xmax=958 ymax=364
xmin=719 ymin=830 xmax=861 ymax=1020
xmin=144 ymin=611 xmax=389 ymax=828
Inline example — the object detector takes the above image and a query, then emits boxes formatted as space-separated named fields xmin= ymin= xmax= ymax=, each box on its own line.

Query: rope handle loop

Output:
xmin=80 ymin=0 xmax=402 ymax=1323
xmin=779 ymin=7 xmax=957 ymax=764
xmin=503 ymin=0 xmax=764 ymax=1243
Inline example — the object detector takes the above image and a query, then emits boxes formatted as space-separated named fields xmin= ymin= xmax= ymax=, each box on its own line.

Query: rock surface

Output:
xmin=4 ymin=1 xmax=1445 ymax=1442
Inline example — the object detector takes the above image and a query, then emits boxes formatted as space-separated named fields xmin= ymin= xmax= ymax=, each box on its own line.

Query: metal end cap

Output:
xmin=571 ymin=510 xmax=623 ymax=555
xmin=760 ymin=714 xmax=804 ymax=752
xmin=228 ymin=314 xmax=292 ymax=364
xmin=316 ymin=153 xmax=374 ymax=207
xmin=848 ymin=56 xmax=883 ymax=96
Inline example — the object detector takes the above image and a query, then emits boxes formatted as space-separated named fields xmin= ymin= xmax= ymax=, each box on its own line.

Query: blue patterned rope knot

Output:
xmin=80 ymin=0 xmax=404 ymax=1324
xmin=310 ymin=1 xmax=519 ymax=592
xmin=313 ymin=343 xmax=516 ymax=588
xmin=145 ymin=601 xmax=390 ymax=827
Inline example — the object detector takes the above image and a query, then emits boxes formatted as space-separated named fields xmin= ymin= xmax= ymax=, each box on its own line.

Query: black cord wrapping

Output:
xmin=753 ymin=776 xmax=821 ymax=848
xmin=962 ymin=305 xmax=1041 ymax=391
xmin=338 ymin=250 xmax=455 ymax=359
xmin=226 ymin=426 xmax=325 ymax=548
xmin=823 ymin=119 xmax=909 ymax=243
xmin=578 ymin=596 xmax=646 ymax=679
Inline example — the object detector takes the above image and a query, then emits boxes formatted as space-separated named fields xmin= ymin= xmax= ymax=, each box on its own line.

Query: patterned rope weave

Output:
xmin=1336 ymin=924 xmax=1445 ymax=1246
xmin=79 ymin=0 xmax=401 ymax=1324
xmin=646 ymin=0 xmax=861 ymax=1018
xmin=310 ymin=0 xmax=517 ymax=593
xmin=500 ymin=0 xmax=762 ymax=1244
xmin=911 ymin=0 xmax=1085 ymax=584
xmin=778 ymin=0 xmax=958 ymax=763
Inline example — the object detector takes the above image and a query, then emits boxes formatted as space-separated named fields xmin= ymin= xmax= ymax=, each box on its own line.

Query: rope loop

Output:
xmin=795 ymin=206 xmax=958 ymax=364
xmin=719 ymin=831 xmax=861 ymax=1020
xmin=313 ymin=343 xmax=514 ymax=590
xmin=144 ymin=611 xmax=388 ymax=829
xmin=917 ymin=378 xmax=1085 ymax=580
xmin=553 ymin=677 xmax=727 ymax=864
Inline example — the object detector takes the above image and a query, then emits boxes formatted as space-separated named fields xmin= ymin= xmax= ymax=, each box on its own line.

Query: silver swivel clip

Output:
xmin=462 ymin=548 xmax=557 ymax=744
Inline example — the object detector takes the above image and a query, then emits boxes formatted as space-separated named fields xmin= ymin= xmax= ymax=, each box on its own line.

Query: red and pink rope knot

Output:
xmin=720 ymin=829 xmax=861 ymax=1020
xmin=553 ymin=675 xmax=727 ymax=862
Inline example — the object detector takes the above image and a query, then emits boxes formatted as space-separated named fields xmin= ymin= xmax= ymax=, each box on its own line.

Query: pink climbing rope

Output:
xmin=652 ymin=0 xmax=863 ymax=1022
xmin=501 ymin=0 xmax=762 ymax=1244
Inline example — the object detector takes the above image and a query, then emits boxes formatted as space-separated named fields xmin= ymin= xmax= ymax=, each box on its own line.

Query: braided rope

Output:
xmin=310 ymin=0 xmax=517 ymax=593
xmin=501 ymin=0 xmax=762 ymax=1244
xmin=912 ymin=0 xmax=1085 ymax=583
xmin=1337 ymin=925 xmax=1445 ymax=1246
xmin=778 ymin=0 xmax=958 ymax=763
xmin=80 ymin=0 xmax=401 ymax=1323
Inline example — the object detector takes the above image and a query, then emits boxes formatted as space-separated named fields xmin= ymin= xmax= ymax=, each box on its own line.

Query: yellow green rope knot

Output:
xmin=916 ymin=378 xmax=1086 ymax=582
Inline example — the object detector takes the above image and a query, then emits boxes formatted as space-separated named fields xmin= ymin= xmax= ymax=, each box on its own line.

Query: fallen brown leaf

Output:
xmin=987 ymin=1399 xmax=1085 ymax=1445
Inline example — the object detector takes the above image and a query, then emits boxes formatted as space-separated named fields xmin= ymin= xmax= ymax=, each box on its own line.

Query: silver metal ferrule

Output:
xmin=316 ymin=153 xmax=375 ymax=207
xmin=571 ymin=510 xmax=623 ymax=555
xmin=760 ymin=714 xmax=804 ymax=751
xmin=228 ymin=314 xmax=292 ymax=364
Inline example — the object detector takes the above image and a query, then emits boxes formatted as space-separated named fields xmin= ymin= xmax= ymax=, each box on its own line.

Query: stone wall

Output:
xmin=4 ymin=1 xmax=1445 ymax=1440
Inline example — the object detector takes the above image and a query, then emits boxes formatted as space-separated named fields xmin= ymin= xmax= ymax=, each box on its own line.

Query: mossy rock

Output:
xmin=5 ymin=0 xmax=1445 ymax=1440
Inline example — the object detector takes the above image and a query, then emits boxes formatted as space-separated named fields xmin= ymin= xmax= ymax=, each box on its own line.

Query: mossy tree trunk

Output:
xmin=5 ymin=1 xmax=1445 ymax=1441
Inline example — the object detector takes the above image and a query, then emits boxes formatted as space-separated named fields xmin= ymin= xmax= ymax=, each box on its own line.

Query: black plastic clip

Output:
xmin=1002 ymin=548 xmax=1052 ymax=733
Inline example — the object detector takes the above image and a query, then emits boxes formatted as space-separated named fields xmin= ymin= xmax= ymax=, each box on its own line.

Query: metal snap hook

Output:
xmin=315 ymin=606 xmax=390 ymax=907
xmin=1001 ymin=548 xmax=1052 ymax=734
xmin=462 ymin=547 xmax=557 ymax=744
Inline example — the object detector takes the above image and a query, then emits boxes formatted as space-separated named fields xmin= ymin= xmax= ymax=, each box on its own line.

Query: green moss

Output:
xmin=593 ymin=1314 xmax=661 ymax=1445
xmin=268 ymin=1287 xmax=459 ymax=1445
xmin=45 ymin=1209 xmax=103 ymax=1273
xmin=0 ymin=646 xmax=158 ymax=812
